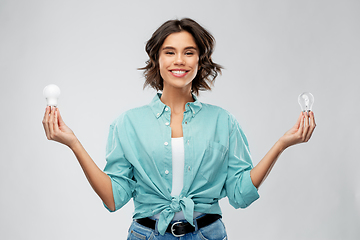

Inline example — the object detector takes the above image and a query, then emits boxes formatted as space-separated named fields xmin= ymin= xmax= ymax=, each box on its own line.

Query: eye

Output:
xmin=165 ymin=51 xmax=175 ymax=55
xmin=185 ymin=52 xmax=194 ymax=56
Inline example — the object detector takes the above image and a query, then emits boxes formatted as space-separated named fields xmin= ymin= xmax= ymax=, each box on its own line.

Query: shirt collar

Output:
xmin=149 ymin=93 xmax=202 ymax=119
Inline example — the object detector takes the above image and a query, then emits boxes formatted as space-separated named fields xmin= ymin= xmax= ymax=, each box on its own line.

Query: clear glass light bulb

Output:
xmin=298 ymin=92 xmax=314 ymax=112
xmin=43 ymin=84 xmax=61 ymax=107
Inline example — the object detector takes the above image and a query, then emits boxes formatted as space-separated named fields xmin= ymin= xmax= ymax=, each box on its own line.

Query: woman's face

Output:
xmin=158 ymin=31 xmax=199 ymax=92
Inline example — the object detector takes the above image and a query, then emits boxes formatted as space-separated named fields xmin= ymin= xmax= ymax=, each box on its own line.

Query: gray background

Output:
xmin=1 ymin=0 xmax=359 ymax=239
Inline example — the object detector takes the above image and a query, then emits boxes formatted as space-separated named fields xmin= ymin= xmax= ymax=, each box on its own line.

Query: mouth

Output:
xmin=169 ymin=69 xmax=189 ymax=77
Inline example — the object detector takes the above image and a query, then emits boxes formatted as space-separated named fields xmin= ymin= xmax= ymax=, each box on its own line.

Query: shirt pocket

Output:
xmin=199 ymin=141 xmax=228 ymax=182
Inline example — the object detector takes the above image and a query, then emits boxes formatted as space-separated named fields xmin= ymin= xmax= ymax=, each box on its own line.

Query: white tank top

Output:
xmin=152 ymin=137 xmax=202 ymax=220
xmin=170 ymin=137 xmax=185 ymax=197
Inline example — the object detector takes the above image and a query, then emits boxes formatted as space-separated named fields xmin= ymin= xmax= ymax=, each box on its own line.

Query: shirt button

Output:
xmin=187 ymin=140 xmax=190 ymax=145
xmin=165 ymin=170 xmax=169 ymax=174
xmin=164 ymin=142 xmax=168 ymax=146
xmin=188 ymin=166 xmax=191 ymax=171
xmin=193 ymin=111 xmax=195 ymax=114
xmin=165 ymin=122 xmax=170 ymax=126
xmin=165 ymin=107 xmax=169 ymax=111
xmin=185 ymin=121 xmax=187 ymax=124
xmin=157 ymin=113 xmax=160 ymax=116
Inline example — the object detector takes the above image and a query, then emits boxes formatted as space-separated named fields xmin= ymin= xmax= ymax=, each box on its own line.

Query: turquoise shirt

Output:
xmin=103 ymin=93 xmax=259 ymax=235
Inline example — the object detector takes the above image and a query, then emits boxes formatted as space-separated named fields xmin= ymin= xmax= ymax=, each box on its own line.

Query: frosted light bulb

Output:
xmin=43 ymin=84 xmax=61 ymax=107
xmin=298 ymin=92 xmax=314 ymax=112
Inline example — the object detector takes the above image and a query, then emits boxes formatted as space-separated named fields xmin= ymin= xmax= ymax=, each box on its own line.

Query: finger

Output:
xmin=302 ymin=111 xmax=310 ymax=140
xmin=297 ymin=112 xmax=304 ymax=135
xmin=54 ymin=108 xmax=60 ymax=132
xmin=309 ymin=111 xmax=316 ymax=126
xmin=57 ymin=108 xmax=65 ymax=126
xmin=293 ymin=112 xmax=302 ymax=129
xmin=48 ymin=106 xmax=56 ymax=137
xmin=42 ymin=106 xmax=49 ymax=122
xmin=42 ymin=106 xmax=51 ymax=139
xmin=305 ymin=111 xmax=316 ymax=141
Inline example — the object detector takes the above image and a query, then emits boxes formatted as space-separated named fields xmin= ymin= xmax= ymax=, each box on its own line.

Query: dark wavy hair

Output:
xmin=139 ymin=18 xmax=223 ymax=95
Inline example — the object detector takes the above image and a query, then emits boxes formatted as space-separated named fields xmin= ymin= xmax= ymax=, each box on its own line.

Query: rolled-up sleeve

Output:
xmin=103 ymin=122 xmax=135 ymax=212
xmin=225 ymin=117 xmax=259 ymax=209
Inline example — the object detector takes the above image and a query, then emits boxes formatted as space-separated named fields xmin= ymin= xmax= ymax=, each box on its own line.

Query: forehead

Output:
xmin=162 ymin=31 xmax=197 ymax=49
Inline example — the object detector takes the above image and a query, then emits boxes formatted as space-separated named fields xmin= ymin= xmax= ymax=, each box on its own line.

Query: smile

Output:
xmin=171 ymin=70 xmax=187 ymax=74
xmin=170 ymin=70 xmax=189 ymax=77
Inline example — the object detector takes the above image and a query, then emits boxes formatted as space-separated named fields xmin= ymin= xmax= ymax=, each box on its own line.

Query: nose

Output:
xmin=174 ymin=54 xmax=185 ymax=65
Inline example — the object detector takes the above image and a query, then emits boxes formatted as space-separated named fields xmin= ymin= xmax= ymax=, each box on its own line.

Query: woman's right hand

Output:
xmin=42 ymin=106 xmax=78 ymax=148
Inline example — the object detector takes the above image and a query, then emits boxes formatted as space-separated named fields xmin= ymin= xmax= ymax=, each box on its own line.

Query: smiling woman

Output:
xmin=42 ymin=17 xmax=316 ymax=239
xmin=140 ymin=18 xmax=223 ymax=95
xmin=159 ymin=31 xmax=199 ymax=91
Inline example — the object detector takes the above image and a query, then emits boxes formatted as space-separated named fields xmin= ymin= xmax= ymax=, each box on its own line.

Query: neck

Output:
xmin=160 ymin=86 xmax=194 ymax=114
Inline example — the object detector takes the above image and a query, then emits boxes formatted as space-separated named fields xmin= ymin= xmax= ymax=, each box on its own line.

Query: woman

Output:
xmin=43 ymin=18 xmax=316 ymax=239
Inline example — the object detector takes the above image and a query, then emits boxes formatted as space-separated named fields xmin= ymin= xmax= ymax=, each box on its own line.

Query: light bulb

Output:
xmin=43 ymin=84 xmax=61 ymax=107
xmin=298 ymin=92 xmax=314 ymax=112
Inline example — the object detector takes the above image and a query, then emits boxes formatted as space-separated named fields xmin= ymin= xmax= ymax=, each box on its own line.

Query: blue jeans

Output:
xmin=127 ymin=215 xmax=227 ymax=240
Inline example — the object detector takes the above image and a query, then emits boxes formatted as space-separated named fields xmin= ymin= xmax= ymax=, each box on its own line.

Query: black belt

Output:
xmin=135 ymin=214 xmax=221 ymax=237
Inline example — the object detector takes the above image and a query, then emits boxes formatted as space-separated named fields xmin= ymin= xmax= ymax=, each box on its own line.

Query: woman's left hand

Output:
xmin=278 ymin=111 xmax=316 ymax=150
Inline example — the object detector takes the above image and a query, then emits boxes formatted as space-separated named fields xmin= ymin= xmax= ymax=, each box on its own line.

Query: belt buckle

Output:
xmin=171 ymin=221 xmax=185 ymax=237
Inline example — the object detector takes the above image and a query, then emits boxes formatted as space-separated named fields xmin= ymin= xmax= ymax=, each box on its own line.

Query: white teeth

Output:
xmin=171 ymin=71 xmax=186 ymax=74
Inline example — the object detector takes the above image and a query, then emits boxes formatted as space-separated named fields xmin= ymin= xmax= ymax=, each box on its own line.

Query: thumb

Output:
xmin=57 ymin=108 xmax=66 ymax=126
xmin=293 ymin=112 xmax=303 ymax=129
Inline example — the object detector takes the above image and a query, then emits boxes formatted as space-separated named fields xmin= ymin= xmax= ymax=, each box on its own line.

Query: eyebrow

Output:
xmin=162 ymin=46 xmax=197 ymax=51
